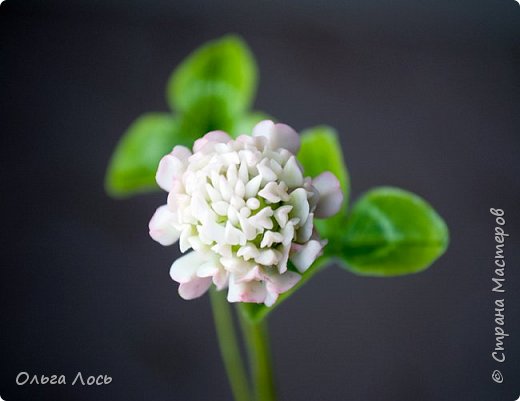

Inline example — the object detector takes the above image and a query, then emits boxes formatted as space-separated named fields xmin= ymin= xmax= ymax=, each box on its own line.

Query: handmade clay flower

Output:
xmin=149 ymin=120 xmax=343 ymax=306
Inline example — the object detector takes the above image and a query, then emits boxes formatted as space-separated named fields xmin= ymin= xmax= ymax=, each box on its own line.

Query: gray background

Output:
xmin=1 ymin=0 xmax=519 ymax=400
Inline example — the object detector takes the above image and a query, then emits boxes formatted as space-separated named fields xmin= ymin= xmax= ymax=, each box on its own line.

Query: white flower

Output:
xmin=149 ymin=120 xmax=343 ymax=306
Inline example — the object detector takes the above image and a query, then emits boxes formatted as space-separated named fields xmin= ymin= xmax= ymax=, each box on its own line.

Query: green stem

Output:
xmin=210 ymin=288 xmax=251 ymax=401
xmin=239 ymin=309 xmax=277 ymax=401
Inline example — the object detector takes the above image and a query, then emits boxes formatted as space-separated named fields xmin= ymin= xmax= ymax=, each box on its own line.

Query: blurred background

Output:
xmin=1 ymin=0 xmax=519 ymax=400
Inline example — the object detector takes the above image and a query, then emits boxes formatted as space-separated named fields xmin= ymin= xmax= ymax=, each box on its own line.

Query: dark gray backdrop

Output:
xmin=1 ymin=0 xmax=519 ymax=400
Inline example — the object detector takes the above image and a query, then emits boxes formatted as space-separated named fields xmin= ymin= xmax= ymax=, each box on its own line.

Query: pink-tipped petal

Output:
xmin=290 ymin=240 xmax=324 ymax=273
xmin=252 ymin=120 xmax=300 ymax=154
xmin=156 ymin=146 xmax=191 ymax=191
xmin=149 ymin=205 xmax=180 ymax=246
xmin=227 ymin=277 xmax=267 ymax=304
xmin=265 ymin=270 xmax=300 ymax=295
xmin=171 ymin=145 xmax=192 ymax=160
xmin=212 ymin=269 xmax=230 ymax=291
xmin=264 ymin=291 xmax=278 ymax=307
xmin=312 ymin=172 xmax=344 ymax=218
xmin=178 ymin=277 xmax=212 ymax=300
xmin=193 ymin=130 xmax=232 ymax=153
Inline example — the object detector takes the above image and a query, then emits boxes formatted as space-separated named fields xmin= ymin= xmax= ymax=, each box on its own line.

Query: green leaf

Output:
xmin=105 ymin=113 xmax=189 ymax=198
xmin=338 ymin=187 xmax=449 ymax=276
xmin=297 ymin=126 xmax=350 ymax=240
xmin=239 ymin=257 xmax=330 ymax=323
xmin=230 ymin=111 xmax=273 ymax=138
xmin=167 ymin=35 xmax=257 ymax=120
xmin=176 ymin=98 xmax=236 ymax=140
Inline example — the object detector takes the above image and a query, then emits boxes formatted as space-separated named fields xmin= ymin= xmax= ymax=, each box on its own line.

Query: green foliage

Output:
xmin=298 ymin=126 xmax=350 ymax=241
xmin=337 ymin=187 xmax=449 ymax=276
xmin=105 ymin=113 xmax=187 ymax=197
xmin=167 ymin=35 xmax=257 ymax=128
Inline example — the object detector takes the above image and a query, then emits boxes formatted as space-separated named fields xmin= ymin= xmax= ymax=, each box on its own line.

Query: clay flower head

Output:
xmin=149 ymin=120 xmax=343 ymax=306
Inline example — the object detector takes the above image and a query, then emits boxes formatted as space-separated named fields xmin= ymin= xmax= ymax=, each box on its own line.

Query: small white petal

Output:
xmin=167 ymin=191 xmax=189 ymax=214
xmin=211 ymin=200 xmax=229 ymax=216
xmin=258 ymin=182 xmax=281 ymax=203
xmin=312 ymin=172 xmax=344 ymax=218
xmin=273 ymin=205 xmax=293 ymax=228
xmin=149 ymin=205 xmax=180 ymax=246
xmin=187 ymin=235 xmax=204 ymax=251
xmin=245 ymin=175 xmax=262 ymax=198
xmin=193 ymin=131 xmax=231 ymax=153
xmin=234 ymin=179 xmax=246 ymax=198
xmin=239 ymin=207 xmax=251 ymax=218
xmin=237 ymin=244 xmax=260 ymax=261
xmin=236 ymin=265 xmax=264 ymax=282
xmin=211 ymin=243 xmax=232 ymax=258
xmin=281 ymin=222 xmax=295 ymax=246
xmin=239 ymin=149 xmax=260 ymax=167
xmin=260 ymin=231 xmax=284 ymax=248
xmin=218 ymin=175 xmax=233 ymax=201
xmin=238 ymin=162 xmax=249 ymax=183
xmin=179 ymin=226 xmax=195 ymax=252
xmin=199 ymin=219 xmax=225 ymax=244
xmin=210 ymin=171 xmax=220 ymax=189
xmin=191 ymin=194 xmax=212 ymax=222
xmin=290 ymin=240 xmax=324 ymax=273
xmin=225 ymin=221 xmax=246 ymax=246
xmin=246 ymin=197 xmax=261 ymax=210
xmin=258 ymin=182 xmax=289 ymax=203
xmin=227 ymin=276 xmax=267 ymax=304
xmin=269 ymin=159 xmax=282 ymax=175
xmin=289 ymin=188 xmax=310 ymax=223
xmin=221 ymin=151 xmax=241 ymax=165
xmin=226 ymin=165 xmax=238 ymax=187
xmin=277 ymin=245 xmax=290 ymax=273
xmin=248 ymin=207 xmax=274 ymax=230
xmin=238 ymin=214 xmax=257 ymax=241
xmin=252 ymin=120 xmax=300 ymax=154
xmin=227 ymin=206 xmax=240 ymax=226
xmin=255 ymin=249 xmax=280 ymax=266
xmin=264 ymin=291 xmax=278 ymax=307
xmin=296 ymin=213 xmax=314 ymax=243
xmin=229 ymin=195 xmax=246 ymax=210
xmin=156 ymin=146 xmax=191 ymax=191
xmin=196 ymin=260 xmax=220 ymax=278
xmin=236 ymin=134 xmax=254 ymax=146
xmin=178 ymin=277 xmax=212 ymax=300
xmin=220 ymin=257 xmax=251 ymax=272
xmin=212 ymin=270 xmax=229 ymax=290
xmin=170 ymin=252 xmax=205 ymax=283
xmin=257 ymin=160 xmax=277 ymax=182
xmin=206 ymin=183 xmax=222 ymax=203
xmin=280 ymin=156 xmax=304 ymax=188
xmin=265 ymin=270 xmax=301 ymax=295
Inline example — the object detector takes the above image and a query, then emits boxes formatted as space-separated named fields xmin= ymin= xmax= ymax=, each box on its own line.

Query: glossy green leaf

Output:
xmin=298 ymin=126 xmax=350 ymax=241
xmin=239 ymin=257 xmax=330 ymax=323
xmin=167 ymin=35 xmax=257 ymax=119
xmin=338 ymin=187 xmax=449 ymax=276
xmin=105 ymin=113 xmax=189 ymax=197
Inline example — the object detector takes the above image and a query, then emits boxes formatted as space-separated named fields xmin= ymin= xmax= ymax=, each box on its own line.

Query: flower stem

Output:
xmin=210 ymin=288 xmax=251 ymax=401
xmin=238 ymin=309 xmax=277 ymax=401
